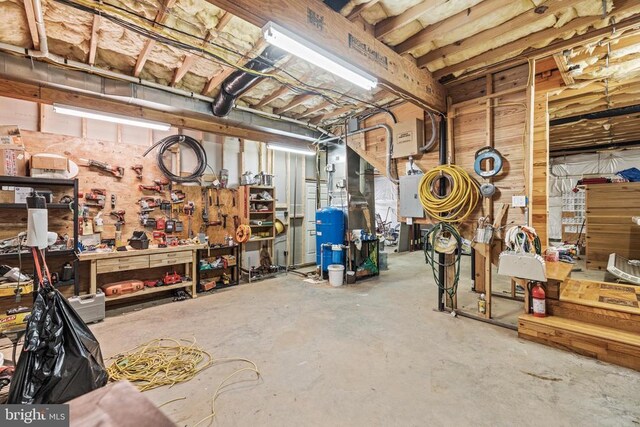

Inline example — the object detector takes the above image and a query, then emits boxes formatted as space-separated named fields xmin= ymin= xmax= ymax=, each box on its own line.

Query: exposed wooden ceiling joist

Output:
xmin=23 ymin=0 xmax=40 ymax=50
xmin=375 ymin=0 xmax=447 ymax=41
xmin=347 ymin=0 xmax=380 ymax=21
xmin=201 ymin=39 xmax=267 ymax=96
xmin=87 ymin=15 xmax=101 ymax=66
xmin=273 ymin=93 xmax=315 ymax=115
xmin=133 ymin=0 xmax=178 ymax=78
xmin=554 ymin=53 xmax=575 ymax=86
xmin=204 ymin=0 xmax=446 ymax=112
xmin=395 ymin=0 xmax=502 ymax=56
xmin=171 ymin=12 xmax=233 ymax=87
xmin=433 ymin=1 xmax=640 ymax=79
xmin=416 ymin=0 xmax=583 ymax=68
xmin=310 ymin=90 xmax=392 ymax=124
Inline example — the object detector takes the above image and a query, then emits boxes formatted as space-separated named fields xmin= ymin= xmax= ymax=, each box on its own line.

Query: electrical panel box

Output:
xmin=399 ymin=174 xmax=425 ymax=218
xmin=393 ymin=119 xmax=424 ymax=159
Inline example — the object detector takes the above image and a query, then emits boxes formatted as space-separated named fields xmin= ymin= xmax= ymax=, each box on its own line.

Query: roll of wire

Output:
xmin=143 ymin=135 xmax=207 ymax=183
xmin=235 ymin=224 xmax=251 ymax=243
xmin=418 ymin=164 xmax=480 ymax=223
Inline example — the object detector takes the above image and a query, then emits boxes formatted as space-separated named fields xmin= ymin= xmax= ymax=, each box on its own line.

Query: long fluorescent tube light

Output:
xmin=263 ymin=22 xmax=377 ymax=91
xmin=267 ymin=144 xmax=316 ymax=156
xmin=53 ymin=104 xmax=171 ymax=131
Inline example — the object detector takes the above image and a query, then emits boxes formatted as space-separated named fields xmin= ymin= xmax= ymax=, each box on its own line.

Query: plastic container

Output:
xmin=68 ymin=290 xmax=105 ymax=324
xmin=328 ymin=264 xmax=345 ymax=287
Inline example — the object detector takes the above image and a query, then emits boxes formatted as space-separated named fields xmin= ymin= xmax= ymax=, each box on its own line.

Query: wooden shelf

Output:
xmin=249 ymin=185 xmax=274 ymax=190
xmin=247 ymin=237 xmax=274 ymax=242
xmin=105 ymin=281 xmax=192 ymax=302
xmin=249 ymin=224 xmax=274 ymax=227
xmin=248 ymin=199 xmax=274 ymax=202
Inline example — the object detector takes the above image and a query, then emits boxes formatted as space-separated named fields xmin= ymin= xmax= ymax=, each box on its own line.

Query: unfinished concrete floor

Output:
xmin=90 ymin=251 xmax=640 ymax=426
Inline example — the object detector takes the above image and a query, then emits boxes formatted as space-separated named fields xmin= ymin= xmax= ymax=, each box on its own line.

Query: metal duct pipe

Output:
xmin=212 ymin=46 xmax=287 ymax=117
xmin=316 ymin=123 xmax=396 ymax=184
xmin=0 ymin=47 xmax=329 ymax=141
xmin=235 ymin=105 xmax=332 ymax=137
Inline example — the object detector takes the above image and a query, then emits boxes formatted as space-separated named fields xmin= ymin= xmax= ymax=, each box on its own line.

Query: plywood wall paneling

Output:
xmin=0 ymin=130 xmax=243 ymax=246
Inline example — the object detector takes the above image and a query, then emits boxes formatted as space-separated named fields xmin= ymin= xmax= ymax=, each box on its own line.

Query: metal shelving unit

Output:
xmin=0 ymin=176 xmax=79 ymax=293
xmin=196 ymin=244 xmax=241 ymax=291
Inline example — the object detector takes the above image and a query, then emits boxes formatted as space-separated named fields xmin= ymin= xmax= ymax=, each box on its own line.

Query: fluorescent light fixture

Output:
xmin=267 ymin=144 xmax=316 ymax=156
xmin=263 ymin=22 xmax=377 ymax=91
xmin=53 ymin=104 xmax=171 ymax=131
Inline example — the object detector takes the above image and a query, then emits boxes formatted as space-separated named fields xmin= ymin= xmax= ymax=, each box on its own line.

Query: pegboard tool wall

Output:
xmin=0 ymin=130 xmax=243 ymax=244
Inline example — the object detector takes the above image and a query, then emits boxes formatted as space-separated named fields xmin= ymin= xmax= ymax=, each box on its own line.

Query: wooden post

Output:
xmin=37 ymin=103 xmax=45 ymax=132
xmin=482 ymin=75 xmax=494 ymax=319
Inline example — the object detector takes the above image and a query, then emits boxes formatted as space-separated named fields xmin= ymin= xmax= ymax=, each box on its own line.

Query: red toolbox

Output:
xmin=101 ymin=280 xmax=144 ymax=297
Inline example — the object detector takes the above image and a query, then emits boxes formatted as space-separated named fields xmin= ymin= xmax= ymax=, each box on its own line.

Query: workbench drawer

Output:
xmin=96 ymin=255 xmax=150 ymax=274
xmin=149 ymin=251 xmax=192 ymax=268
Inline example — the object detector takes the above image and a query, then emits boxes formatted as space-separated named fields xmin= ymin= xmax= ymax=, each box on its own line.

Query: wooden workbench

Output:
xmin=79 ymin=244 xmax=205 ymax=302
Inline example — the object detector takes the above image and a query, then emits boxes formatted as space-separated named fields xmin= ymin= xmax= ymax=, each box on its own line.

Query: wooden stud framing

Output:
xmin=37 ymin=103 xmax=45 ymax=132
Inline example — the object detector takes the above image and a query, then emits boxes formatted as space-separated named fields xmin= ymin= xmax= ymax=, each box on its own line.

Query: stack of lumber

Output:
xmin=585 ymin=183 xmax=640 ymax=270
xmin=518 ymin=279 xmax=640 ymax=371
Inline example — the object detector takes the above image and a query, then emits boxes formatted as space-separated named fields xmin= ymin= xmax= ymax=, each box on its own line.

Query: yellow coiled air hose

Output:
xmin=418 ymin=164 xmax=480 ymax=223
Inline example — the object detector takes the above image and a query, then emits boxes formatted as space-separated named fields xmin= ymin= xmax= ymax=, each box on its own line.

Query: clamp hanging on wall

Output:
xmin=474 ymin=147 xmax=503 ymax=178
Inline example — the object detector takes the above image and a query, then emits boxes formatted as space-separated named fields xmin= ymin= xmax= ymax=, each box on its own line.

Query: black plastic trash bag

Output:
xmin=8 ymin=285 xmax=108 ymax=404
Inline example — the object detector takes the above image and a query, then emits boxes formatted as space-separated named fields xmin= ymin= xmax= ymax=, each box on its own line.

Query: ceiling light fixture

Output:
xmin=53 ymin=104 xmax=171 ymax=131
xmin=267 ymin=144 xmax=316 ymax=156
xmin=263 ymin=22 xmax=378 ymax=91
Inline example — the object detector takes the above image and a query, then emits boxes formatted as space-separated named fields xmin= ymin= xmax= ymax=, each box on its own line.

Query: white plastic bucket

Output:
xmin=328 ymin=264 xmax=345 ymax=287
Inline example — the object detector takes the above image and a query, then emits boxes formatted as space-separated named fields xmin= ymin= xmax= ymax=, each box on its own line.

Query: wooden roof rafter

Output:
xmin=171 ymin=12 xmax=233 ymax=87
xmin=415 ymin=0 xmax=584 ymax=68
xmin=201 ymin=38 xmax=268 ymax=96
xmin=23 ymin=0 xmax=40 ymax=50
xmin=394 ymin=0 xmax=505 ymax=56
xmin=347 ymin=0 xmax=380 ymax=21
xmin=88 ymin=14 xmax=101 ymax=66
xmin=133 ymin=0 xmax=178 ymax=77
xmin=433 ymin=0 xmax=640 ymax=79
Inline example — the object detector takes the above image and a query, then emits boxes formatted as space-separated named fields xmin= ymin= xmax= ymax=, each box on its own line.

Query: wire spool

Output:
xmin=418 ymin=164 xmax=480 ymax=223
xmin=143 ymin=135 xmax=207 ymax=183
xmin=235 ymin=224 xmax=251 ymax=243
xmin=474 ymin=147 xmax=503 ymax=178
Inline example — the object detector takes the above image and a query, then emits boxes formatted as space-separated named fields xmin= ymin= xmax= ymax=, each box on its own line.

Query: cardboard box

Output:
xmin=0 ymin=125 xmax=23 ymax=146
xmin=31 ymin=154 xmax=69 ymax=172
xmin=0 ymin=144 xmax=28 ymax=176
xmin=392 ymin=118 xmax=424 ymax=159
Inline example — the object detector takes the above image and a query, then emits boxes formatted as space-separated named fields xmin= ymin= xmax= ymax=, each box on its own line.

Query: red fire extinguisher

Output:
xmin=532 ymin=282 xmax=546 ymax=318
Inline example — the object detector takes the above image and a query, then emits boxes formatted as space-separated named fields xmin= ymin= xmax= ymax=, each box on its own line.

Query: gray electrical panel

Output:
xmin=399 ymin=174 xmax=425 ymax=218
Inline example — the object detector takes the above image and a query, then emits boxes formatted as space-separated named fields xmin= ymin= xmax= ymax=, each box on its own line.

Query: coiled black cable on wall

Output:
xmin=143 ymin=135 xmax=207 ymax=183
